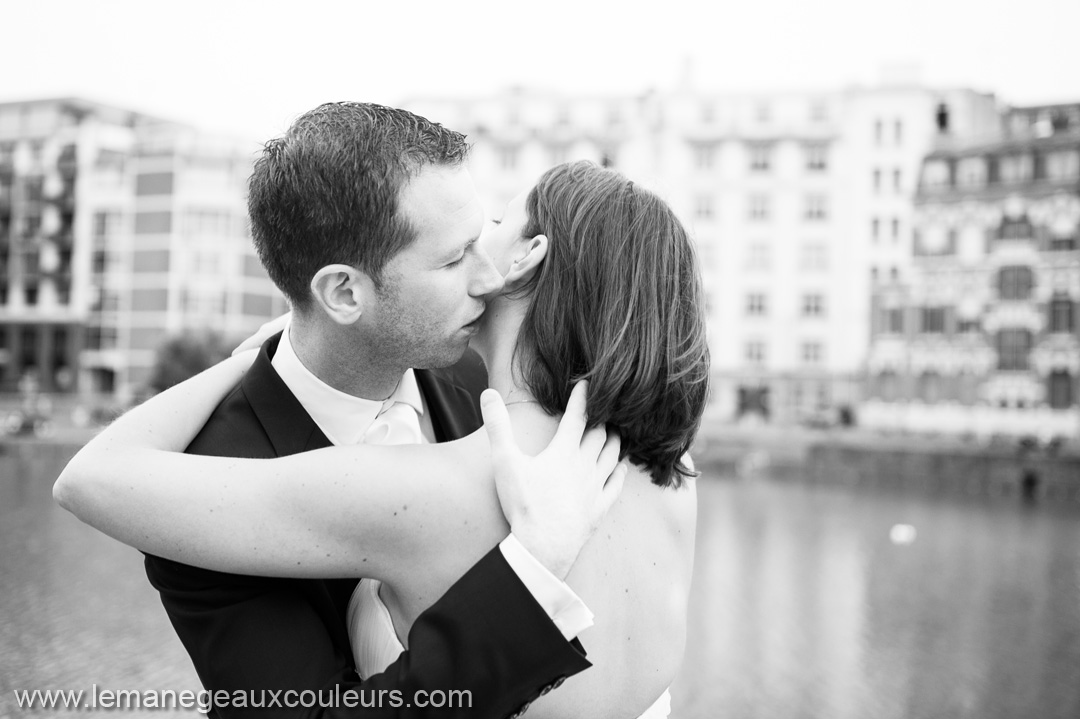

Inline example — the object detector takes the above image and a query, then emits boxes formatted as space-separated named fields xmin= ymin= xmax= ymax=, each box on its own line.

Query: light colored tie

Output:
xmin=363 ymin=399 xmax=422 ymax=446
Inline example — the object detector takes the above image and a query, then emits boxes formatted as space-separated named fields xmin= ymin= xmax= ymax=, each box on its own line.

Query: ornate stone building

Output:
xmin=864 ymin=103 xmax=1080 ymax=437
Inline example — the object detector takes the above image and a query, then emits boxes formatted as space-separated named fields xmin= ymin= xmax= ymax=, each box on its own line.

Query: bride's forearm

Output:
xmin=53 ymin=351 xmax=256 ymax=537
xmin=55 ymin=368 xmax=506 ymax=583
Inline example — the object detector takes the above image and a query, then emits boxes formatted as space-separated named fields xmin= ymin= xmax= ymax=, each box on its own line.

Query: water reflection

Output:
xmin=673 ymin=477 xmax=1080 ymax=719
xmin=1 ymin=445 xmax=1078 ymax=718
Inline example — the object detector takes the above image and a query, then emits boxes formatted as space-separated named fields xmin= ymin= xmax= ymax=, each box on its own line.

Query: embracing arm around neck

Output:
xmin=53 ymin=350 xmax=509 ymax=588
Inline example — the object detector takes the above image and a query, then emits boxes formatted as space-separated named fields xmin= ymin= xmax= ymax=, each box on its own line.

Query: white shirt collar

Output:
xmin=271 ymin=325 xmax=425 ymax=446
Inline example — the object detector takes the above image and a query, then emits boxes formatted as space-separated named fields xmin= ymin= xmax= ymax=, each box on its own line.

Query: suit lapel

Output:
xmin=414 ymin=356 xmax=488 ymax=440
xmin=241 ymin=332 xmax=333 ymax=455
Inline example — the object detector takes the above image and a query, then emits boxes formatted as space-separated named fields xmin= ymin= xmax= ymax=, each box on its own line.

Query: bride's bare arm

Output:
xmin=53 ymin=353 xmax=505 ymax=585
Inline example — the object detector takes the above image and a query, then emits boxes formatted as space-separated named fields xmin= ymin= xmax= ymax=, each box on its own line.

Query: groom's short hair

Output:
xmin=247 ymin=102 xmax=470 ymax=310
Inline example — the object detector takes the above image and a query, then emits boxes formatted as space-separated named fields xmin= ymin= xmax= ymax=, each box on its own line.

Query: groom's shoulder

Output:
xmin=184 ymin=336 xmax=288 ymax=458
xmin=185 ymin=380 xmax=275 ymax=458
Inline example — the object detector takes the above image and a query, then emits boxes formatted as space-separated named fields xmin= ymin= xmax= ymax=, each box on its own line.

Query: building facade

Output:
xmin=405 ymin=84 xmax=1000 ymax=424
xmin=864 ymin=103 xmax=1080 ymax=437
xmin=0 ymin=99 xmax=285 ymax=404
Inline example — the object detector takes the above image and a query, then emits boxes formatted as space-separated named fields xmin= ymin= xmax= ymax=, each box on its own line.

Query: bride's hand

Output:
xmin=232 ymin=312 xmax=291 ymax=355
xmin=481 ymin=381 xmax=626 ymax=580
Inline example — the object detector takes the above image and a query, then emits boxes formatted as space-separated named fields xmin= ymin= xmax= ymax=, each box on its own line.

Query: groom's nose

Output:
xmin=469 ymin=245 xmax=505 ymax=299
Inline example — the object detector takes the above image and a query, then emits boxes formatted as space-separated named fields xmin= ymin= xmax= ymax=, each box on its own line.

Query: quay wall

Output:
xmin=805 ymin=438 xmax=1080 ymax=503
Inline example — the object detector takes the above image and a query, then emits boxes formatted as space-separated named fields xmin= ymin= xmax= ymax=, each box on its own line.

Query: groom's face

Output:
xmin=364 ymin=165 xmax=504 ymax=369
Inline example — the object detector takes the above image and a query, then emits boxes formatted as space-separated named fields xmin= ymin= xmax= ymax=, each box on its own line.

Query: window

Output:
xmin=878 ymin=371 xmax=899 ymax=401
xmin=1049 ymin=295 xmax=1075 ymax=333
xmin=872 ymin=217 xmax=880 ymax=242
xmin=1046 ymin=150 xmax=1080 ymax=181
xmin=894 ymin=119 xmax=903 ymax=146
xmin=874 ymin=119 xmax=883 ymax=146
xmin=922 ymin=160 xmax=951 ymax=188
xmin=893 ymin=168 xmax=902 ymax=193
xmin=917 ymin=372 xmax=942 ymax=403
xmin=891 ymin=218 xmax=901 ymax=243
xmin=694 ymin=195 xmax=715 ymax=220
xmin=804 ymin=195 xmax=827 ymax=221
xmin=886 ymin=308 xmax=904 ymax=334
xmin=499 ymin=147 xmax=518 ymax=171
xmin=957 ymin=157 xmax=987 ymax=188
xmin=1050 ymin=236 xmax=1077 ymax=251
xmin=804 ymin=143 xmax=828 ymax=172
xmin=802 ymin=293 xmax=825 ymax=317
xmin=748 ymin=194 xmax=770 ymax=221
xmin=24 ymin=176 xmax=44 ymax=202
xmin=998 ymin=266 xmax=1034 ymax=300
xmin=800 ymin=243 xmax=828 ymax=271
xmin=958 ymin=319 xmax=981 ymax=334
xmin=134 ymin=211 xmax=172 ymax=235
xmin=746 ymin=242 xmax=770 ymax=270
xmin=135 ymin=172 xmax=174 ymax=196
xmin=86 ymin=326 xmax=118 ymax=351
xmin=997 ymin=329 xmax=1032 ymax=370
xmin=745 ymin=341 xmax=766 ymax=365
xmin=871 ymin=267 xmax=879 ymax=283
xmin=91 ymin=250 xmax=108 ymax=274
xmin=958 ymin=371 xmax=980 ymax=405
xmin=746 ymin=293 xmax=767 ymax=316
xmin=801 ymin=341 xmax=823 ymax=365
xmin=920 ymin=307 xmax=946 ymax=333
xmin=1000 ymin=154 xmax=1033 ymax=184
xmin=694 ymin=144 xmax=716 ymax=170
xmin=998 ymin=217 xmax=1033 ymax=241
xmin=748 ymin=143 xmax=772 ymax=172
xmin=183 ymin=210 xmax=231 ymax=240
xmin=1048 ymin=371 xmax=1075 ymax=409
xmin=873 ymin=168 xmax=882 ymax=193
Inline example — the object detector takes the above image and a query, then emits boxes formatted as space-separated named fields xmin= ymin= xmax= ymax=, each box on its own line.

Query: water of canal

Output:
xmin=1 ymin=446 xmax=1078 ymax=718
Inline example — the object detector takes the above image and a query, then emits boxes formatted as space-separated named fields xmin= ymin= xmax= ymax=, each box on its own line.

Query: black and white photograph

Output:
xmin=1 ymin=1 xmax=1078 ymax=717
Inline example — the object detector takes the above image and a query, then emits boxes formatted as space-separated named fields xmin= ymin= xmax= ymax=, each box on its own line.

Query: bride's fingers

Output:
xmin=598 ymin=463 xmax=628 ymax=514
xmin=553 ymin=380 xmax=589 ymax=447
xmin=579 ymin=423 xmax=608 ymax=459
xmin=593 ymin=429 xmax=622 ymax=480
xmin=480 ymin=389 xmax=518 ymax=463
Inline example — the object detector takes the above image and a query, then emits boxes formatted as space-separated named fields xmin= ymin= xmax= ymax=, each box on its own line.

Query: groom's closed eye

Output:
xmin=443 ymin=239 xmax=478 ymax=268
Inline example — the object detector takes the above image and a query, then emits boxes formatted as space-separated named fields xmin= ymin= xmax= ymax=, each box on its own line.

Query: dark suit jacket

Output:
xmin=144 ymin=333 xmax=590 ymax=718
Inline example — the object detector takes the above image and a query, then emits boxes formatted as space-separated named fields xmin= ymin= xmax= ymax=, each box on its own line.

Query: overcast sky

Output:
xmin=5 ymin=0 xmax=1079 ymax=140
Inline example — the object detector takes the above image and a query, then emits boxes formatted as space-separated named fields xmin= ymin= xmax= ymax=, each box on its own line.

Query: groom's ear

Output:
xmin=310 ymin=264 xmax=370 ymax=325
xmin=504 ymin=234 xmax=549 ymax=290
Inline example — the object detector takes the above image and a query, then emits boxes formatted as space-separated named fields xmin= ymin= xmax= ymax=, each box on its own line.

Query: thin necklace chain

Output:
xmin=504 ymin=399 xmax=541 ymax=406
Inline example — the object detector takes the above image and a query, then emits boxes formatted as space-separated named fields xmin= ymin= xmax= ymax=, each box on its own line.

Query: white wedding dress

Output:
xmin=347 ymin=579 xmax=671 ymax=718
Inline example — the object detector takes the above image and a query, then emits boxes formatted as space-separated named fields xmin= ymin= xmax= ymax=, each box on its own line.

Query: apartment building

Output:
xmin=404 ymin=84 xmax=1000 ymax=423
xmin=864 ymin=103 xmax=1080 ymax=437
xmin=0 ymin=98 xmax=285 ymax=403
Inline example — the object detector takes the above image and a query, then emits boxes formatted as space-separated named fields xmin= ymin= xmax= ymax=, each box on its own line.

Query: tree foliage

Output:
xmin=147 ymin=330 xmax=232 ymax=393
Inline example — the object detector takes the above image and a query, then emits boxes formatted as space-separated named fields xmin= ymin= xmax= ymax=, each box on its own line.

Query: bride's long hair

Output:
xmin=512 ymin=161 xmax=710 ymax=488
